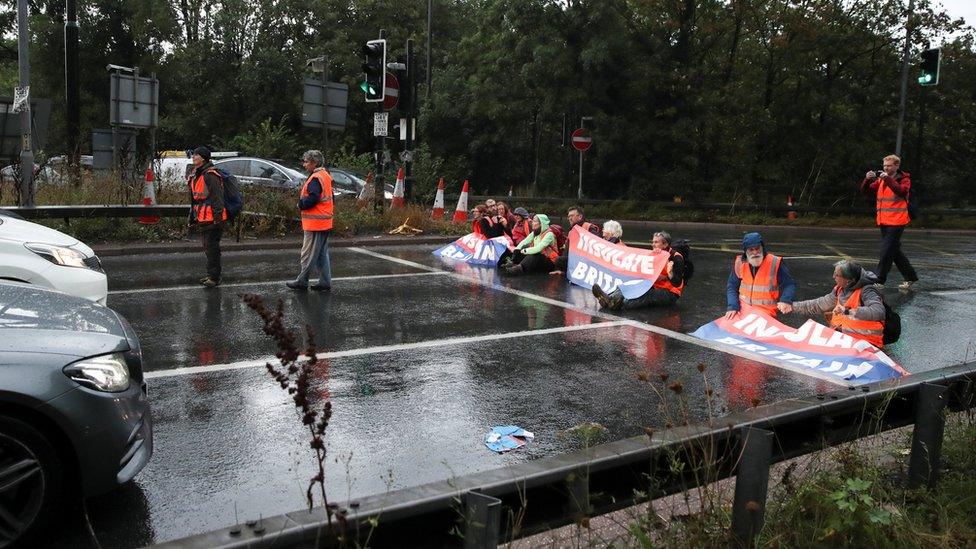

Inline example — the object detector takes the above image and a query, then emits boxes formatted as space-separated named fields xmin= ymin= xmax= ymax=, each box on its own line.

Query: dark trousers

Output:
xmin=610 ymin=287 xmax=680 ymax=309
xmin=876 ymin=225 xmax=917 ymax=284
xmin=513 ymin=251 xmax=554 ymax=274
xmin=201 ymin=226 xmax=222 ymax=280
xmin=554 ymin=255 xmax=569 ymax=271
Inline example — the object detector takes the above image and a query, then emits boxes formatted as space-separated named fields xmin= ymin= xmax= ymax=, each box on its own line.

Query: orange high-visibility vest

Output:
xmin=654 ymin=249 xmax=684 ymax=296
xmin=189 ymin=171 xmax=227 ymax=223
xmin=735 ymin=253 xmax=781 ymax=316
xmin=300 ymin=169 xmax=334 ymax=231
xmin=876 ymin=179 xmax=910 ymax=226
xmin=830 ymin=287 xmax=885 ymax=348
xmin=539 ymin=229 xmax=560 ymax=262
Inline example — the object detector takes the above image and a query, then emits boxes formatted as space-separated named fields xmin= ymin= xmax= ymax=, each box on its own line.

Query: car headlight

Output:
xmin=25 ymin=242 xmax=89 ymax=268
xmin=63 ymin=354 xmax=130 ymax=392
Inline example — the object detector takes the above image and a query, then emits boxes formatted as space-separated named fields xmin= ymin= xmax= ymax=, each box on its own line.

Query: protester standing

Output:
xmin=860 ymin=154 xmax=918 ymax=290
xmin=287 ymin=150 xmax=334 ymax=291
xmin=187 ymin=146 xmax=225 ymax=288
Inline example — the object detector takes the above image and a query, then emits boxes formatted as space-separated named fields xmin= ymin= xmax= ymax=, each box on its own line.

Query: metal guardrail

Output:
xmin=155 ymin=360 xmax=976 ymax=548
xmin=465 ymin=195 xmax=976 ymax=217
xmin=1 ymin=204 xmax=189 ymax=219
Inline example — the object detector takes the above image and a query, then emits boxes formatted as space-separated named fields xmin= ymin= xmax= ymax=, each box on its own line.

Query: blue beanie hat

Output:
xmin=742 ymin=232 xmax=764 ymax=250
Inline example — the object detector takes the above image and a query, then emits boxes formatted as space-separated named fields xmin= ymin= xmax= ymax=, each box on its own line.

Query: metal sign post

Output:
xmin=16 ymin=0 xmax=33 ymax=207
xmin=571 ymin=124 xmax=593 ymax=200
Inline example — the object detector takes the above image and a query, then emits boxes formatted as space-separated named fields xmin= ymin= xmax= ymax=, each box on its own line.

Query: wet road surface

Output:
xmin=54 ymin=224 xmax=976 ymax=547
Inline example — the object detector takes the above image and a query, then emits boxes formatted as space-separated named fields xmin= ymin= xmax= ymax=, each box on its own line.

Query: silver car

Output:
xmin=0 ymin=281 xmax=152 ymax=547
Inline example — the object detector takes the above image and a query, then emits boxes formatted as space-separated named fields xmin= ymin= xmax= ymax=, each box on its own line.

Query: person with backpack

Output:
xmin=592 ymin=231 xmax=689 ymax=310
xmin=789 ymin=260 xmax=890 ymax=348
xmin=860 ymin=154 xmax=919 ymax=291
xmin=501 ymin=214 xmax=559 ymax=276
xmin=286 ymin=150 xmax=334 ymax=291
xmin=187 ymin=146 xmax=225 ymax=288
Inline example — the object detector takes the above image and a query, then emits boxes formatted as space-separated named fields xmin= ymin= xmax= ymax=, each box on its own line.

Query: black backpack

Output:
xmin=882 ymin=299 xmax=901 ymax=345
xmin=671 ymin=239 xmax=694 ymax=282
xmin=208 ymin=167 xmax=244 ymax=220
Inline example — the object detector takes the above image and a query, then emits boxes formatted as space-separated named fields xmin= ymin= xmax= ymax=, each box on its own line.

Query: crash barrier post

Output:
xmin=730 ymin=427 xmax=775 ymax=548
xmin=463 ymin=491 xmax=501 ymax=549
xmin=907 ymin=382 xmax=948 ymax=489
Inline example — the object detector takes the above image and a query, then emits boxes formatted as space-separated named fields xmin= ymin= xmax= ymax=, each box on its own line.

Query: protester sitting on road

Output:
xmin=497 ymin=202 xmax=518 ymax=230
xmin=724 ymin=232 xmax=796 ymax=319
xmin=593 ymin=231 xmax=686 ymax=310
xmin=471 ymin=204 xmax=487 ymax=236
xmin=551 ymin=219 xmax=625 ymax=275
xmin=477 ymin=206 xmax=512 ymax=239
xmin=789 ymin=260 xmax=887 ymax=348
xmin=602 ymin=220 xmax=623 ymax=245
xmin=551 ymin=206 xmax=603 ymax=271
xmin=502 ymin=214 xmax=559 ymax=276
xmin=511 ymin=207 xmax=532 ymax=244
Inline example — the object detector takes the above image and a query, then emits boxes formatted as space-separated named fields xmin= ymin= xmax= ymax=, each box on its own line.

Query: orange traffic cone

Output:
xmin=357 ymin=171 xmax=375 ymax=210
xmin=452 ymin=180 xmax=470 ymax=224
xmin=787 ymin=194 xmax=797 ymax=220
xmin=139 ymin=167 xmax=160 ymax=225
xmin=432 ymin=177 xmax=445 ymax=220
xmin=391 ymin=167 xmax=406 ymax=209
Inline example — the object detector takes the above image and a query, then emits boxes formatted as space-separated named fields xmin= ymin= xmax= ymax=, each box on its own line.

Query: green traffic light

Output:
xmin=918 ymin=73 xmax=933 ymax=84
xmin=359 ymin=81 xmax=376 ymax=95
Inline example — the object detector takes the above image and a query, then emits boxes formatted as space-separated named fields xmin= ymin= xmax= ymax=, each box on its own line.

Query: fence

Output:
xmin=154 ymin=359 xmax=976 ymax=548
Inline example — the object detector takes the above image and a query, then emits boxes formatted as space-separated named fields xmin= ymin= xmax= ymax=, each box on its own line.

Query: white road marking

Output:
xmin=929 ymin=288 xmax=976 ymax=296
xmin=349 ymin=248 xmax=854 ymax=386
xmin=144 ymin=321 xmax=630 ymax=379
xmin=109 ymin=271 xmax=447 ymax=295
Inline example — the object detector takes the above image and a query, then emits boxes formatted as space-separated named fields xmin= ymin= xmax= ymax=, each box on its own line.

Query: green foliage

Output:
xmin=228 ymin=117 xmax=301 ymax=160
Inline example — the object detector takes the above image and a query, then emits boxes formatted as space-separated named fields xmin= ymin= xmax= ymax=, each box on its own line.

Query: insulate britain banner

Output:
xmin=433 ymin=233 xmax=514 ymax=266
xmin=690 ymin=306 xmax=908 ymax=384
xmin=567 ymin=226 xmax=670 ymax=299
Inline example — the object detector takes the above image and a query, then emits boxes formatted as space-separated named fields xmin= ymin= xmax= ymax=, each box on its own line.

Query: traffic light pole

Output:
xmin=404 ymin=39 xmax=414 ymax=202
xmin=894 ymin=0 xmax=915 ymax=156
xmin=373 ymin=30 xmax=386 ymax=213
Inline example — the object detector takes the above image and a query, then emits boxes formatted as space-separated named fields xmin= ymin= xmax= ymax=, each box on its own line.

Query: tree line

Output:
xmin=0 ymin=0 xmax=973 ymax=206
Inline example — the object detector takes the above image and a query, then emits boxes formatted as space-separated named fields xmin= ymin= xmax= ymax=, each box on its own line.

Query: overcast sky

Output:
xmin=939 ymin=0 xmax=976 ymax=27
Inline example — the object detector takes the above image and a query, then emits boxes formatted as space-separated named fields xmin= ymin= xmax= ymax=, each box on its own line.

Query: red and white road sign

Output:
xmin=383 ymin=72 xmax=399 ymax=111
xmin=571 ymin=128 xmax=592 ymax=152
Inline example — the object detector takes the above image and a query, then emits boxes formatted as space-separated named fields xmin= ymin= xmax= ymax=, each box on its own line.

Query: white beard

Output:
xmin=747 ymin=255 xmax=763 ymax=268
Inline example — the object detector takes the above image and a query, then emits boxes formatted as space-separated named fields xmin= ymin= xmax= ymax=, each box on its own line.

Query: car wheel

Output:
xmin=0 ymin=416 xmax=64 ymax=549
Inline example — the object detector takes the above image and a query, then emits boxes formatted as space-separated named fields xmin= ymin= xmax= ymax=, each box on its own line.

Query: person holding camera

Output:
xmin=859 ymin=154 xmax=918 ymax=291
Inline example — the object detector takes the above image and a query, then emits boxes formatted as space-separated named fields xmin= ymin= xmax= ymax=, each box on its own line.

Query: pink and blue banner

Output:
xmin=567 ymin=226 xmax=670 ymax=299
xmin=434 ymin=233 xmax=514 ymax=267
xmin=691 ymin=306 xmax=908 ymax=384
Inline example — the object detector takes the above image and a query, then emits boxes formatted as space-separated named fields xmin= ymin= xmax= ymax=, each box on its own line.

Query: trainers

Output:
xmin=607 ymin=293 xmax=624 ymax=311
xmin=591 ymin=285 xmax=611 ymax=309
xmin=201 ymin=277 xmax=220 ymax=288
xmin=500 ymin=265 xmax=521 ymax=276
xmin=873 ymin=283 xmax=886 ymax=290
xmin=286 ymin=280 xmax=307 ymax=290
xmin=898 ymin=280 xmax=916 ymax=291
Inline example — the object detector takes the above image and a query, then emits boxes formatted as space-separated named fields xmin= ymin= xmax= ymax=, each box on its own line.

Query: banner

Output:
xmin=690 ymin=306 xmax=908 ymax=384
xmin=433 ymin=233 xmax=513 ymax=266
xmin=566 ymin=226 xmax=670 ymax=299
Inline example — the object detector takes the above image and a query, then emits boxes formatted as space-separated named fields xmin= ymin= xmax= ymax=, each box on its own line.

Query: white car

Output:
xmin=0 ymin=211 xmax=108 ymax=304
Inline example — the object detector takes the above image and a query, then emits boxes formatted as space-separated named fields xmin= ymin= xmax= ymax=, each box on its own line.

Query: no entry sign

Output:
xmin=383 ymin=72 xmax=399 ymax=111
xmin=571 ymin=128 xmax=592 ymax=152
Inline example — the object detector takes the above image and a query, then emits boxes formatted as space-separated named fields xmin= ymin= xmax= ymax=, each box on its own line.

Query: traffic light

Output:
xmin=918 ymin=47 xmax=941 ymax=86
xmin=361 ymin=39 xmax=386 ymax=102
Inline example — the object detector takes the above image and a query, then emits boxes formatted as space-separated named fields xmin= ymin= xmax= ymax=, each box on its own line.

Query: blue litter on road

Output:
xmin=485 ymin=425 xmax=534 ymax=453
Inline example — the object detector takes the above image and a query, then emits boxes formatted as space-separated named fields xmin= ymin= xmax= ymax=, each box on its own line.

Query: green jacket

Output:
xmin=514 ymin=214 xmax=556 ymax=255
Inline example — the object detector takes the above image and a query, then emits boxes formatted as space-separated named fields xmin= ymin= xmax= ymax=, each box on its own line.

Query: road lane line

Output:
xmin=821 ymin=243 xmax=852 ymax=259
xmin=349 ymin=248 xmax=854 ymax=386
xmin=929 ymin=288 xmax=976 ymax=296
xmin=144 ymin=321 xmax=630 ymax=379
xmin=108 ymin=271 xmax=448 ymax=295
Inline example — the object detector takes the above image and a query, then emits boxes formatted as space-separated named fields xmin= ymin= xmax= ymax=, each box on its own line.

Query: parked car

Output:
xmin=214 ymin=157 xmax=307 ymax=191
xmin=0 ymin=214 xmax=108 ymax=304
xmin=329 ymin=167 xmax=394 ymax=200
xmin=0 ymin=281 xmax=152 ymax=547
xmin=0 ymin=156 xmax=94 ymax=188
